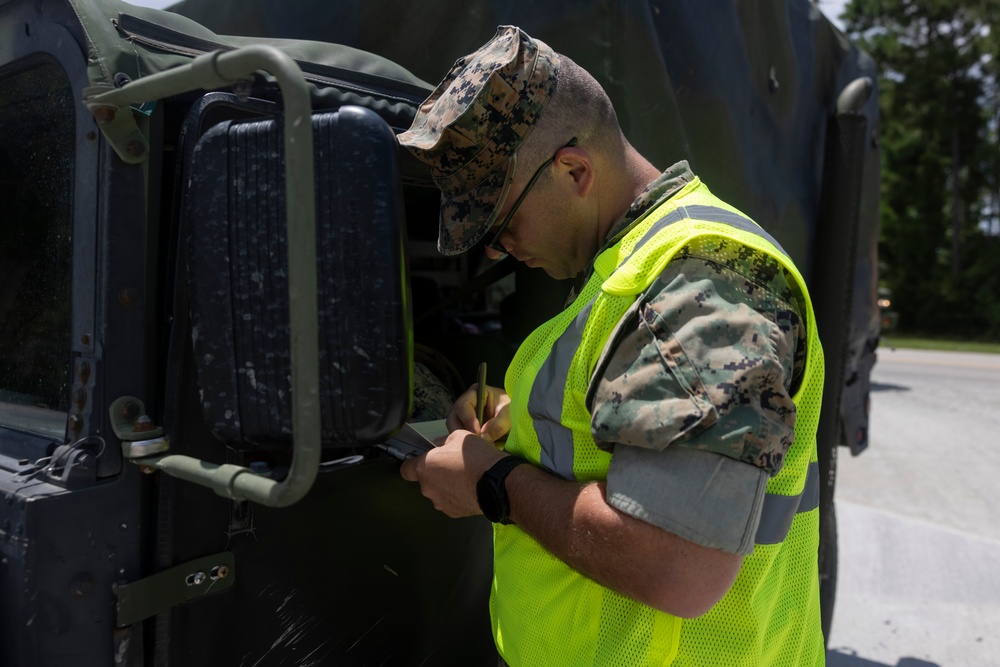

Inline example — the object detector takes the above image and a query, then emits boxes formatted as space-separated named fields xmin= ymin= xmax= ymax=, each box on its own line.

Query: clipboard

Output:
xmin=375 ymin=420 xmax=448 ymax=460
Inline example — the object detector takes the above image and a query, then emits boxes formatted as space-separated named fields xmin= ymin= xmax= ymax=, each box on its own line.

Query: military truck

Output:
xmin=0 ymin=0 xmax=881 ymax=664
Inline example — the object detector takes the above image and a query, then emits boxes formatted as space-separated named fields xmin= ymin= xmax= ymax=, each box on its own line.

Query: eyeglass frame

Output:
xmin=485 ymin=137 xmax=579 ymax=253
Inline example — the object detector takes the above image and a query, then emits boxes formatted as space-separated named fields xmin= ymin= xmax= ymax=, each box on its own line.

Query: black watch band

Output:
xmin=476 ymin=455 xmax=527 ymax=525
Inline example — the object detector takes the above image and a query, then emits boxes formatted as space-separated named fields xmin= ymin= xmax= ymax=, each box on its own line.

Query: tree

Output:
xmin=844 ymin=0 xmax=1000 ymax=338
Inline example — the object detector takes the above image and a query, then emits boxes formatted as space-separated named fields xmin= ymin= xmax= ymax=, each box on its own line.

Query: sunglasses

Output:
xmin=485 ymin=137 xmax=578 ymax=253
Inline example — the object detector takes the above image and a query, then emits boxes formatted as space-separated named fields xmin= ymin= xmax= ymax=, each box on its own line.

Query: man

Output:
xmin=397 ymin=25 xmax=826 ymax=666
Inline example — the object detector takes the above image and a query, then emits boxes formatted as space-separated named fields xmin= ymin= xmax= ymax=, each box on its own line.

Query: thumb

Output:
xmin=480 ymin=419 xmax=509 ymax=446
xmin=399 ymin=456 xmax=419 ymax=481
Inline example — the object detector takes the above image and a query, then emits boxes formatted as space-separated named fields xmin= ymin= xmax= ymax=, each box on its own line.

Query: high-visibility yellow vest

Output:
xmin=495 ymin=177 xmax=826 ymax=666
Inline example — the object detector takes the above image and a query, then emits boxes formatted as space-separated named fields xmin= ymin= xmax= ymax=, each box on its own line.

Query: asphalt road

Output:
xmin=826 ymin=346 xmax=1000 ymax=667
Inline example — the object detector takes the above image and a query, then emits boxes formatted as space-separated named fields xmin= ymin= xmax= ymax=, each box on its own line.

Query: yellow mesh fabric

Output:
xmin=492 ymin=525 xmax=681 ymax=666
xmin=495 ymin=179 xmax=825 ymax=666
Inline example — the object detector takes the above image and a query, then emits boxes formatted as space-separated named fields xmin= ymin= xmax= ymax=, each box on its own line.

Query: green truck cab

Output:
xmin=0 ymin=0 xmax=881 ymax=664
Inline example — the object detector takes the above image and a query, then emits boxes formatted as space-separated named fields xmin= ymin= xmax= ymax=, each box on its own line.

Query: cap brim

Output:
xmin=436 ymin=157 xmax=516 ymax=256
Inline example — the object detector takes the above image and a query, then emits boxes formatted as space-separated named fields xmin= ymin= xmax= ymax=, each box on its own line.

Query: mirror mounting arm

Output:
xmin=92 ymin=46 xmax=320 ymax=508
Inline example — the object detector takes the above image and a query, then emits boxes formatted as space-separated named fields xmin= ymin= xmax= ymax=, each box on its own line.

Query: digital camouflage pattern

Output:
xmin=410 ymin=362 xmax=456 ymax=422
xmin=585 ymin=166 xmax=807 ymax=476
xmin=396 ymin=26 xmax=559 ymax=256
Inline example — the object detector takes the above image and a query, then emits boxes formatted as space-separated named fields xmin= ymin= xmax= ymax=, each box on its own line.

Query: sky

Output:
xmin=123 ymin=0 xmax=175 ymax=9
xmin=818 ymin=0 xmax=850 ymax=30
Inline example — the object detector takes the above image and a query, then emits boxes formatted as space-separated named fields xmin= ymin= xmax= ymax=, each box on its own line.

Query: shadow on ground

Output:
xmin=869 ymin=381 xmax=911 ymax=392
xmin=827 ymin=650 xmax=940 ymax=667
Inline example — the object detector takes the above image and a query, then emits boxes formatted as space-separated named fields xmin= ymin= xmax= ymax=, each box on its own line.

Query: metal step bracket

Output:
xmin=115 ymin=551 xmax=236 ymax=627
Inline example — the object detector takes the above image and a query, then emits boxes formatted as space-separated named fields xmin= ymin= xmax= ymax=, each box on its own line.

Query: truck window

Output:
xmin=0 ymin=60 xmax=74 ymax=437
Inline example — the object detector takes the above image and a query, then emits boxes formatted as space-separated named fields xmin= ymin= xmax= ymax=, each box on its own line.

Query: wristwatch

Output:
xmin=476 ymin=455 xmax=527 ymax=524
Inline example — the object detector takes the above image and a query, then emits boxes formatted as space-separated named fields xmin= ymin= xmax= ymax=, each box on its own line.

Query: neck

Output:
xmin=594 ymin=145 xmax=661 ymax=243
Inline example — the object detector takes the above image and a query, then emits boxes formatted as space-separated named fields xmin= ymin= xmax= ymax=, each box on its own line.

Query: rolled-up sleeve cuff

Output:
xmin=607 ymin=444 xmax=768 ymax=555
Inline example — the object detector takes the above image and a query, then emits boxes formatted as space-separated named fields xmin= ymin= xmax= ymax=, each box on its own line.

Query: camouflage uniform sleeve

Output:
xmin=588 ymin=251 xmax=805 ymax=554
xmin=410 ymin=362 xmax=456 ymax=422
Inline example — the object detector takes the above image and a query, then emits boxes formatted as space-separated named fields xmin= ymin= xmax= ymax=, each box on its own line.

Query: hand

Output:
xmin=446 ymin=383 xmax=511 ymax=443
xmin=399 ymin=429 xmax=508 ymax=518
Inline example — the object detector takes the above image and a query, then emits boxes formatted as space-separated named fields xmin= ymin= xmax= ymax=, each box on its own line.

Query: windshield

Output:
xmin=0 ymin=59 xmax=74 ymax=438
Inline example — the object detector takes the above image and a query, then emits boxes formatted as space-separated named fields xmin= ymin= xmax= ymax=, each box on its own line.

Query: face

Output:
xmin=483 ymin=145 xmax=598 ymax=280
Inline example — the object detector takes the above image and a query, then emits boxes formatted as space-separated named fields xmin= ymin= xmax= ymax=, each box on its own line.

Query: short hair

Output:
xmin=514 ymin=55 xmax=624 ymax=180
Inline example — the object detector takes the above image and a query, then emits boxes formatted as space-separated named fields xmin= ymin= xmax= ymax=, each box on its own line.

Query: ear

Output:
xmin=554 ymin=146 xmax=595 ymax=199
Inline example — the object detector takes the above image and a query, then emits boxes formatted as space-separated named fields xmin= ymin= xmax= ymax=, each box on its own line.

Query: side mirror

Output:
xmin=186 ymin=104 xmax=412 ymax=450
xmin=88 ymin=46 xmax=411 ymax=506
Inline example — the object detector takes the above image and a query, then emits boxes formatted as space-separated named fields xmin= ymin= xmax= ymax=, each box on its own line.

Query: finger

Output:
xmin=481 ymin=420 xmax=509 ymax=444
xmin=399 ymin=455 xmax=420 ymax=481
xmin=446 ymin=406 xmax=477 ymax=434
xmin=447 ymin=386 xmax=480 ymax=433
xmin=480 ymin=402 xmax=511 ymax=444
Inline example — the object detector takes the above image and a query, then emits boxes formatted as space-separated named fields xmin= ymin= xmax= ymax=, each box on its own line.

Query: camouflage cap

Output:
xmin=397 ymin=26 xmax=560 ymax=256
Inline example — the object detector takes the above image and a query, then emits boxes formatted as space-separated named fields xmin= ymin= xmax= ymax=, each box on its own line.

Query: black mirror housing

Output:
xmin=186 ymin=105 xmax=412 ymax=448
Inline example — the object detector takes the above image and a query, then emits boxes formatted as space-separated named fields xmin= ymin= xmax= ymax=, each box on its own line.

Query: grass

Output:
xmin=880 ymin=335 xmax=1000 ymax=355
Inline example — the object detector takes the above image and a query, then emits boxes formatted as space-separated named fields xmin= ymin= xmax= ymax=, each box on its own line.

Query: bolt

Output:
xmin=186 ymin=572 xmax=207 ymax=586
xmin=233 ymin=79 xmax=253 ymax=102
xmin=86 ymin=131 xmax=97 ymax=143
xmin=77 ymin=361 xmax=91 ymax=381
xmin=81 ymin=333 xmax=92 ymax=346
xmin=122 ymin=401 xmax=140 ymax=421
xmin=68 ymin=414 xmax=84 ymax=432
xmin=119 ymin=288 xmax=139 ymax=307
xmin=126 ymin=140 xmax=145 ymax=159
xmin=73 ymin=388 xmax=87 ymax=409
xmin=92 ymin=106 xmax=117 ymax=123
xmin=211 ymin=565 xmax=230 ymax=580
xmin=133 ymin=415 xmax=155 ymax=432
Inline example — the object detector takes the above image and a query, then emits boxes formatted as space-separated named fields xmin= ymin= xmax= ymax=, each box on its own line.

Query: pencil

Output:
xmin=475 ymin=361 xmax=487 ymax=429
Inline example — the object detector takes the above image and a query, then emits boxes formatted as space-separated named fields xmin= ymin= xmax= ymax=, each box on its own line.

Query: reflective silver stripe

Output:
xmin=526 ymin=295 xmax=599 ymax=479
xmin=754 ymin=461 xmax=820 ymax=545
xmin=629 ymin=204 xmax=790 ymax=260
xmin=627 ymin=208 xmax=685 ymax=256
